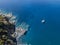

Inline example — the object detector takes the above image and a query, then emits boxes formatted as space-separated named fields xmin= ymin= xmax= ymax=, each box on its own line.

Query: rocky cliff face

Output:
xmin=0 ymin=15 xmax=17 ymax=45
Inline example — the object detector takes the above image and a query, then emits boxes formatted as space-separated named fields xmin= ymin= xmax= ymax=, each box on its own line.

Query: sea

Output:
xmin=0 ymin=0 xmax=60 ymax=45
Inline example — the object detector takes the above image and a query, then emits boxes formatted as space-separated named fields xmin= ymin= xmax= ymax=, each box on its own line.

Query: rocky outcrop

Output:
xmin=0 ymin=15 xmax=17 ymax=45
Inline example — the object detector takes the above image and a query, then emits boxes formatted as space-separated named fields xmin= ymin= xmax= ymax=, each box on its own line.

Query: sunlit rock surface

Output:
xmin=0 ymin=10 xmax=29 ymax=45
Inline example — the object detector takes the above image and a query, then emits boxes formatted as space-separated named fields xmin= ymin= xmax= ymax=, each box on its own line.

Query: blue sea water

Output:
xmin=0 ymin=0 xmax=60 ymax=45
